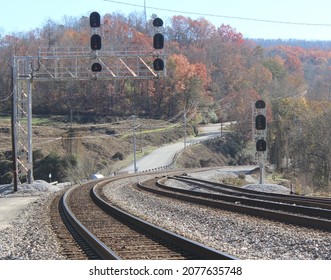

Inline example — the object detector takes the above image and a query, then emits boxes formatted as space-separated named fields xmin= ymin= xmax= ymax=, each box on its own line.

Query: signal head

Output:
xmin=91 ymin=34 xmax=102 ymax=50
xmin=90 ymin=12 xmax=101 ymax=28
xmin=256 ymin=139 xmax=267 ymax=152
xmin=153 ymin=17 xmax=163 ymax=27
xmin=91 ymin=63 xmax=102 ymax=72
xmin=255 ymin=114 xmax=266 ymax=130
xmin=255 ymin=100 xmax=266 ymax=109
xmin=153 ymin=58 xmax=164 ymax=71
xmin=153 ymin=33 xmax=164 ymax=49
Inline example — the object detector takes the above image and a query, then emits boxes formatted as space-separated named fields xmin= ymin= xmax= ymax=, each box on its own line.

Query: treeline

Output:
xmin=0 ymin=12 xmax=330 ymax=191
xmin=1 ymin=13 xmax=331 ymax=117
xmin=253 ymin=38 xmax=331 ymax=50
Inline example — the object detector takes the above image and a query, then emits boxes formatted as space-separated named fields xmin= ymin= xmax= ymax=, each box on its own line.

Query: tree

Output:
xmin=290 ymin=105 xmax=331 ymax=191
xmin=164 ymin=54 xmax=211 ymax=115
xmin=166 ymin=16 xmax=216 ymax=48
xmin=217 ymin=24 xmax=243 ymax=43
xmin=269 ymin=98 xmax=330 ymax=192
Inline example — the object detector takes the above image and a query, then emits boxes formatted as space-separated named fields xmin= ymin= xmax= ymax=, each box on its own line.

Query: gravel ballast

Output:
xmin=103 ymin=174 xmax=331 ymax=260
xmin=0 ymin=172 xmax=330 ymax=260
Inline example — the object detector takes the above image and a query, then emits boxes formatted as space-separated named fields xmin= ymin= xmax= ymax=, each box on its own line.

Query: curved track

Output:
xmin=174 ymin=175 xmax=331 ymax=209
xmin=59 ymin=177 xmax=236 ymax=260
xmin=137 ymin=175 xmax=331 ymax=232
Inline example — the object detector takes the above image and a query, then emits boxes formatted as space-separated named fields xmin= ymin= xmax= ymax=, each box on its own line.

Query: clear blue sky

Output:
xmin=1 ymin=0 xmax=331 ymax=40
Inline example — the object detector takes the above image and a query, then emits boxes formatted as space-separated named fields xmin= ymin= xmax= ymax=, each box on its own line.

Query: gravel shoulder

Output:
xmin=0 ymin=182 xmax=67 ymax=260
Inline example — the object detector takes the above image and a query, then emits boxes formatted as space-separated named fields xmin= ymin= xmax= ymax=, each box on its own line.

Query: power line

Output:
xmin=103 ymin=0 xmax=331 ymax=26
xmin=0 ymin=91 xmax=13 ymax=102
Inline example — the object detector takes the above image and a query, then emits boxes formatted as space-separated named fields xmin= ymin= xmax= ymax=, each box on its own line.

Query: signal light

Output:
xmin=153 ymin=17 xmax=164 ymax=27
xmin=153 ymin=58 xmax=164 ymax=71
xmin=90 ymin=12 xmax=101 ymax=28
xmin=256 ymin=139 xmax=267 ymax=152
xmin=153 ymin=33 xmax=164 ymax=49
xmin=255 ymin=114 xmax=266 ymax=130
xmin=255 ymin=99 xmax=266 ymax=109
xmin=91 ymin=63 xmax=102 ymax=72
xmin=91 ymin=34 xmax=101 ymax=50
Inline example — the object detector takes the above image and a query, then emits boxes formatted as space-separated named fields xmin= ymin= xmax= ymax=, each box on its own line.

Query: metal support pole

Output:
xmin=132 ymin=115 xmax=137 ymax=173
xmin=27 ymin=78 xmax=34 ymax=183
xmin=259 ymin=159 xmax=265 ymax=184
xmin=11 ymin=66 xmax=18 ymax=192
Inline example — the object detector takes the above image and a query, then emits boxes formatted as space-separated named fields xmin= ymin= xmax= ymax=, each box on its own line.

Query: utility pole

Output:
xmin=144 ymin=0 xmax=147 ymax=24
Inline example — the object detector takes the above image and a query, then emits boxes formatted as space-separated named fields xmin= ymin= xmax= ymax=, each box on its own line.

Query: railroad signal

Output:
xmin=89 ymin=12 xmax=102 ymax=74
xmin=91 ymin=34 xmax=101 ymax=50
xmin=153 ymin=33 xmax=164 ymax=49
xmin=90 ymin=12 xmax=101 ymax=28
xmin=255 ymin=114 xmax=266 ymax=130
xmin=255 ymin=99 xmax=266 ymax=109
xmin=153 ymin=58 xmax=164 ymax=71
xmin=256 ymin=139 xmax=267 ymax=152
xmin=152 ymin=17 xmax=164 ymax=72
xmin=253 ymin=99 xmax=267 ymax=184
xmin=253 ymin=99 xmax=267 ymax=153
xmin=91 ymin=62 xmax=102 ymax=72
xmin=153 ymin=17 xmax=164 ymax=27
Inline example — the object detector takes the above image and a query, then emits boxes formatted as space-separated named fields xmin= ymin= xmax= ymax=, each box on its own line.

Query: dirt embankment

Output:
xmin=1 ymin=117 xmax=200 ymax=179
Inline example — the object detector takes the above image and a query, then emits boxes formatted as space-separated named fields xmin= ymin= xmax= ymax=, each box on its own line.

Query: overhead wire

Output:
xmin=103 ymin=0 xmax=331 ymax=26
xmin=0 ymin=91 xmax=14 ymax=102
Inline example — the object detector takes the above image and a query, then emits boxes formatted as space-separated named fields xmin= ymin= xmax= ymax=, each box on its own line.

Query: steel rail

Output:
xmin=137 ymin=179 xmax=331 ymax=232
xmin=62 ymin=181 xmax=121 ymax=260
xmin=173 ymin=175 xmax=331 ymax=209
xmin=156 ymin=178 xmax=331 ymax=220
xmin=92 ymin=182 xmax=236 ymax=260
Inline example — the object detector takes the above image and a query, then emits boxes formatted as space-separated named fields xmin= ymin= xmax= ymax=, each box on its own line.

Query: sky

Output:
xmin=1 ymin=0 xmax=331 ymax=40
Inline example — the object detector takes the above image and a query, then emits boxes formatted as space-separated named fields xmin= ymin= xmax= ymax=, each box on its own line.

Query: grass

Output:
xmin=32 ymin=116 xmax=69 ymax=126
xmin=0 ymin=116 xmax=11 ymax=124
xmin=0 ymin=115 xmax=65 ymax=126
xmin=120 ymin=124 xmax=176 ymax=139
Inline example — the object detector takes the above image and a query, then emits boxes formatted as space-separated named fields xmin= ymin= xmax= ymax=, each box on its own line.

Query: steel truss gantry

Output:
xmin=13 ymin=46 xmax=165 ymax=183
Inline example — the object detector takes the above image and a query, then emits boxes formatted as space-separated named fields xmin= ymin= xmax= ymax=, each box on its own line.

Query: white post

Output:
xmin=132 ymin=115 xmax=137 ymax=173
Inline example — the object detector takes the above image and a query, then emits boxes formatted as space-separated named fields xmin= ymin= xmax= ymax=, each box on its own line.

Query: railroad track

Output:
xmin=49 ymin=189 xmax=99 ymax=260
xmin=174 ymin=175 xmax=331 ymax=209
xmin=137 ymin=175 xmax=331 ymax=232
xmin=57 ymin=177 xmax=236 ymax=260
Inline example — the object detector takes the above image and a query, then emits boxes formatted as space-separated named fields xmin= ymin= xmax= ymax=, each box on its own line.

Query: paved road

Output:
xmin=0 ymin=197 xmax=38 ymax=230
xmin=121 ymin=125 xmax=222 ymax=173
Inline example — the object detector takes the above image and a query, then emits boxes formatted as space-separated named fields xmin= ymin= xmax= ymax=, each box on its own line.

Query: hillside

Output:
xmin=0 ymin=116 xmax=195 ymax=182
xmin=0 ymin=116 xmax=246 ymax=184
